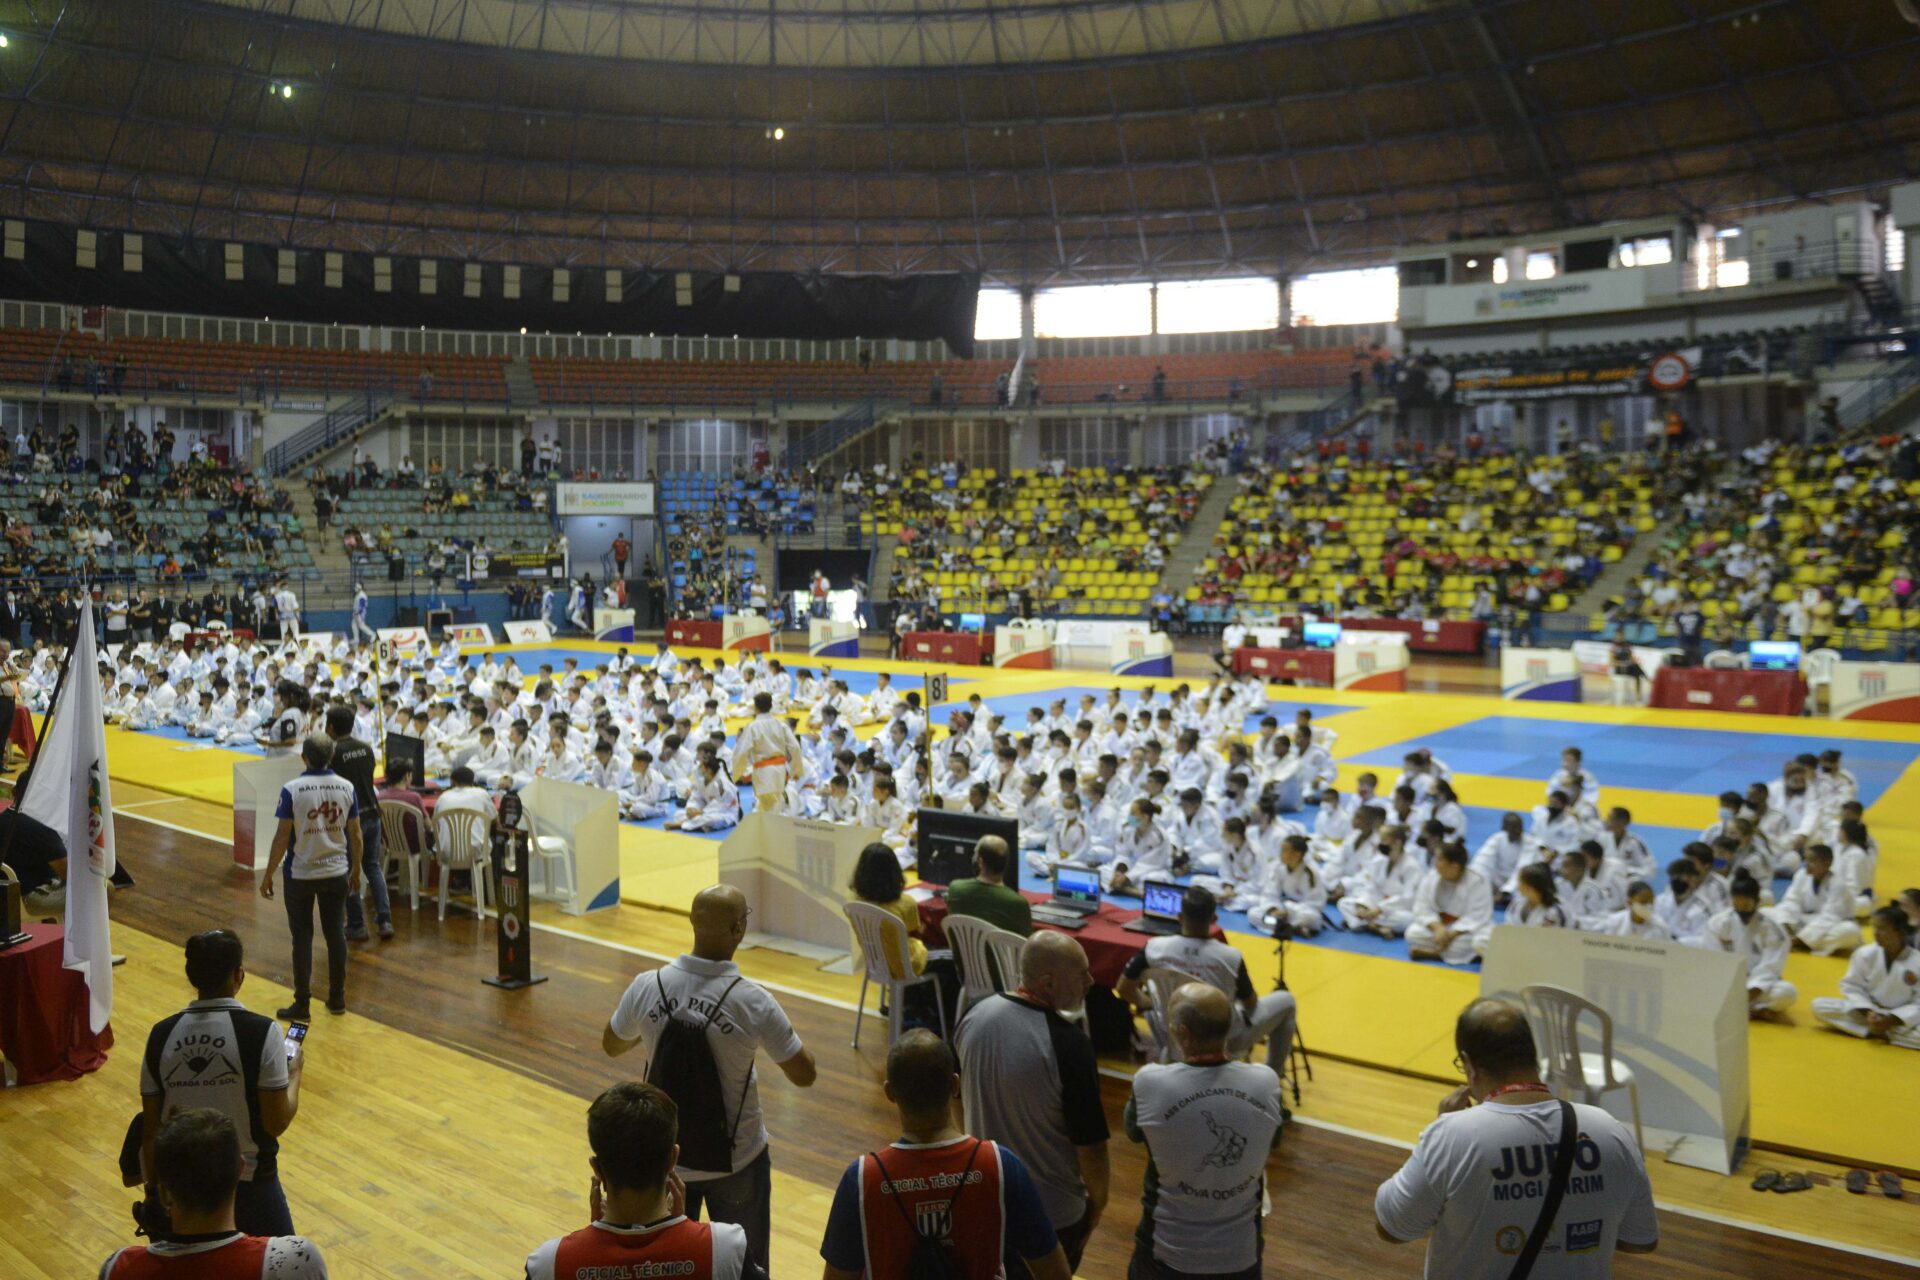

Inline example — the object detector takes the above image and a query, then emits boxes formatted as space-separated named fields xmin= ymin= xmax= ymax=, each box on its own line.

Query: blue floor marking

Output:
xmin=1347 ymin=715 xmax=1920 ymax=806
xmin=475 ymin=647 xmax=965 ymax=697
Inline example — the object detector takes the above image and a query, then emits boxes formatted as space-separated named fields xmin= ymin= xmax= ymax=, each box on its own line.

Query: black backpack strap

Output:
xmin=701 ymin=977 xmax=752 ymax=1152
xmin=1506 ymin=1101 xmax=1579 ymax=1280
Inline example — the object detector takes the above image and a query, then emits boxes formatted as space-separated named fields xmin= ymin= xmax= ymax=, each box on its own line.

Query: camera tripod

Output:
xmin=1271 ymin=916 xmax=1314 ymax=1107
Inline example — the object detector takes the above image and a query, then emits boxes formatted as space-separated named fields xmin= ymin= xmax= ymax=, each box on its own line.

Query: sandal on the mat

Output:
xmin=1846 ymin=1169 xmax=1871 ymax=1195
xmin=1750 ymin=1169 xmax=1782 ymax=1191
xmin=1876 ymin=1170 xmax=1905 ymax=1200
xmin=1773 ymin=1173 xmax=1813 ymax=1194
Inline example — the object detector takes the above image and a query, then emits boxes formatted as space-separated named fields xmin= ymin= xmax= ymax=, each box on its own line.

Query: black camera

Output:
xmin=131 ymin=1191 xmax=171 ymax=1239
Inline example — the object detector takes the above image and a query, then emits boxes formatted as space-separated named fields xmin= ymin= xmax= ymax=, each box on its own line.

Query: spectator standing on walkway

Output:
xmin=325 ymin=705 xmax=392 ymax=942
xmin=260 ymin=733 xmax=363 ymax=1019
xmin=525 ymin=1081 xmax=761 ymax=1280
xmin=820 ymin=1029 xmax=1070 ymax=1280
xmin=105 ymin=1109 xmax=329 ymax=1279
xmin=956 ymin=931 xmax=1110 ymax=1271
xmin=1375 ymin=998 xmax=1658 ymax=1277
xmin=1125 ymin=984 xmax=1283 ymax=1280
xmin=601 ymin=885 xmax=817 ymax=1275
xmin=138 ymin=931 xmax=304 ymax=1237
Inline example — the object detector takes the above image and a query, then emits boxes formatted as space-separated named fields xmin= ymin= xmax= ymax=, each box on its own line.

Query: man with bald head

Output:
xmin=1376 ymin=998 xmax=1657 ymax=1277
xmin=602 ymin=885 xmax=817 ymax=1275
xmin=956 ymin=930 xmax=1110 ymax=1272
xmin=1124 ymin=983 xmax=1284 ymax=1278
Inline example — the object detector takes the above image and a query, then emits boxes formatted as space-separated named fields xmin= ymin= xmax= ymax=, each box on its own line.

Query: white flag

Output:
xmin=24 ymin=594 xmax=115 ymax=1033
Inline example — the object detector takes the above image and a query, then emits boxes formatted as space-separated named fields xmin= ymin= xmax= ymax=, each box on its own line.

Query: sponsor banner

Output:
xmin=501 ymin=620 xmax=554 ymax=644
xmin=488 ymin=551 xmax=565 ymax=578
xmin=1109 ymin=631 xmax=1173 ymax=677
xmin=556 ymin=481 xmax=656 ymax=517
xmin=593 ymin=608 xmax=636 ymax=643
xmin=723 ymin=613 xmax=772 ymax=652
xmin=446 ymin=623 xmax=496 ymax=647
xmin=809 ymin=617 xmax=860 ymax=659
xmin=1829 ymin=660 xmax=1920 ymax=722
xmin=994 ymin=621 xmax=1056 ymax=670
xmin=1453 ymin=358 xmax=1646 ymax=403
xmin=1501 ymin=646 xmax=1582 ymax=702
xmin=376 ymin=626 xmax=428 ymax=658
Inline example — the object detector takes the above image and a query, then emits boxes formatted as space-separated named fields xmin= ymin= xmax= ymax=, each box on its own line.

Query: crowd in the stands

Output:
xmin=1601 ymin=433 xmax=1920 ymax=653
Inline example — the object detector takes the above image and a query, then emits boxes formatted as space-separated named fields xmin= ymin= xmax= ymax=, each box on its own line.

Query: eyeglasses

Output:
xmin=1452 ymin=1053 xmax=1466 ymax=1075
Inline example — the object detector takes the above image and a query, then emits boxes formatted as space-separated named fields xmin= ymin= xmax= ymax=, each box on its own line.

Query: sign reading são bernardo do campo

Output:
xmin=555 ymin=482 xmax=656 ymax=517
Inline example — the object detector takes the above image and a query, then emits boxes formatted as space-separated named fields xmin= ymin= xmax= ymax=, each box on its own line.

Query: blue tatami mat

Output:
xmin=1348 ymin=715 xmax=1920 ymax=806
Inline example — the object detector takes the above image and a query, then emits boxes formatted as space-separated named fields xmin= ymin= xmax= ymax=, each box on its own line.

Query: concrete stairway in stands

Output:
xmin=284 ymin=487 xmax=361 ymax=611
xmin=504 ymin=357 xmax=541 ymax=411
xmin=1149 ymin=474 xmax=1238 ymax=601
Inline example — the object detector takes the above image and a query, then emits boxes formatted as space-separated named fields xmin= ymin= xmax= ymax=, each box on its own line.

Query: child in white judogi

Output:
xmin=1767 ymin=843 xmax=1859 ymax=956
xmin=1338 ymin=826 xmax=1422 ymax=936
xmin=1405 ymin=843 xmax=1495 ymax=966
xmin=1595 ymin=881 xmax=1671 ymax=940
xmin=1706 ymin=873 xmax=1797 ymax=1017
xmin=667 ymin=758 xmax=741 ymax=832
xmin=1811 ymin=907 xmax=1920 ymax=1049
xmin=621 ymin=751 xmax=672 ymax=821
xmin=1249 ymin=834 xmax=1328 ymax=938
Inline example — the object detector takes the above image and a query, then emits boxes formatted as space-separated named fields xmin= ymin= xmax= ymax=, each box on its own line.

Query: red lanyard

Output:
xmin=1485 ymin=1083 xmax=1552 ymax=1101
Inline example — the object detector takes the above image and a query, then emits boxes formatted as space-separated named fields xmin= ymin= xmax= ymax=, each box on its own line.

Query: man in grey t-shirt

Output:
xmin=1125 ymin=984 xmax=1282 ymax=1280
xmin=956 ymin=931 xmax=1110 ymax=1271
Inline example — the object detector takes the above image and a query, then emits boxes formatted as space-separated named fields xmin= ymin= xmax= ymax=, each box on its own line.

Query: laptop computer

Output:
xmin=1121 ymin=880 xmax=1184 ymax=935
xmin=1031 ymin=863 xmax=1103 ymax=928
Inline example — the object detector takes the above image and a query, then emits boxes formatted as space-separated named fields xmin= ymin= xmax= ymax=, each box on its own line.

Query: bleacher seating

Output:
xmin=658 ymin=471 xmax=816 ymax=538
xmin=1193 ymin=454 xmax=1658 ymax=624
xmin=0 ymin=484 xmax=313 ymax=584
xmin=528 ymin=358 xmax=1005 ymax=408
xmin=870 ymin=466 xmax=1208 ymax=615
xmin=1600 ymin=441 xmax=1919 ymax=652
xmin=0 ymin=327 xmax=509 ymax=402
xmin=336 ymin=489 xmax=553 ymax=568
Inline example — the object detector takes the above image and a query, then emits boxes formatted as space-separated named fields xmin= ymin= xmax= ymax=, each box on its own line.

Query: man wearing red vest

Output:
xmin=526 ymin=1081 xmax=761 ymax=1280
xmin=99 ymin=1109 xmax=328 ymax=1279
xmin=820 ymin=1030 xmax=1070 ymax=1280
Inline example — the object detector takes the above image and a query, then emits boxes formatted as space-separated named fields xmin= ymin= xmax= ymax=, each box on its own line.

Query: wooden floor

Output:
xmin=5 ymin=807 xmax=1915 ymax=1279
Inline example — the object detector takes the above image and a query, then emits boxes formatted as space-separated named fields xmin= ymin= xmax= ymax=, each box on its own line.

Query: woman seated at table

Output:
xmin=849 ymin=841 xmax=926 ymax=975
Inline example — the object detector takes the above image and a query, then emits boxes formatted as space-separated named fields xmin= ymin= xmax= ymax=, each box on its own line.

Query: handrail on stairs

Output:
xmin=266 ymin=391 xmax=397 ymax=477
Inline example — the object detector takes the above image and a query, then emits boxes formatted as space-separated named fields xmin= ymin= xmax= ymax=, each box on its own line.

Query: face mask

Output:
xmin=1736 ymin=907 xmax=1756 ymax=923
xmin=1630 ymin=903 xmax=1653 ymax=922
xmin=1720 ymin=807 xmax=1735 ymax=821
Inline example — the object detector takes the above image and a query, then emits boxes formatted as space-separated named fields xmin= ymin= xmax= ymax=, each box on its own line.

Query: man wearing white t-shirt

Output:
xmin=1375 ymin=999 xmax=1657 ymax=1278
xmin=601 ymin=885 xmax=817 ymax=1277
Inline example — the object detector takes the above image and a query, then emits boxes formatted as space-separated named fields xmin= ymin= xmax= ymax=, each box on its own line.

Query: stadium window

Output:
xmin=1289 ymin=266 xmax=1398 ymax=327
xmin=1491 ymin=258 xmax=1509 ymax=284
xmin=1888 ymin=221 xmax=1906 ymax=274
xmin=1715 ymin=258 xmax=1751 ymax=288
xmin=1524 ymin=250 xmax=1558 ymax=280
xmin=974 ymin=288 xmax=1022 ymax=342
xmin=1156 ymin=277 xmax=1280 ymax=334
xmin=1033 ymin=283 xmax=1152 ymax=338
xmin=1615 ymin=236 xmax=1673 ymax=268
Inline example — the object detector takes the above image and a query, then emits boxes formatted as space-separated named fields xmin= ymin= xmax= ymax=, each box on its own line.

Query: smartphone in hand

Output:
xmin=285 ymin=1021 xmax=310 ymax=1063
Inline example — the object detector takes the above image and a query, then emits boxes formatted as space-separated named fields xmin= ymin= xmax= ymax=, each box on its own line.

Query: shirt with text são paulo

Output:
xmin=1374 ymin=1099 xmax=1658 ymax=1280
xmin=275 ymin=769 xmax=358 ymax=880
xmin=607 ymin=955 xmax=805 ymax=1182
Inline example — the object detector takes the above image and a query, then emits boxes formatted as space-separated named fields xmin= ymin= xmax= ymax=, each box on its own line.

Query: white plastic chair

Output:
xmin=942 ymin=915 xmax=1017 ymax=1019
xmin=982 ymin=929 xmax=1030 ymax=1009
xmin=522 ymin=804 xmax=576 ymax=905
xmin=844 ymin=901 xmax=948 ymax=1049
xmin=1803 ymin=647 xmax=1840 ymax=707
xmin=1703 ymin=649 xmax=1744 ymax=670
xmin=378 ymin=800 xmax=425 ymax=911
xmin=1139 ymin=965 xmax=1194 ymax=1064
xmin=1522 ymin=983 xmax=1643 ymax=1151
xmin=432 ymin=809 xmax=491 ymax=924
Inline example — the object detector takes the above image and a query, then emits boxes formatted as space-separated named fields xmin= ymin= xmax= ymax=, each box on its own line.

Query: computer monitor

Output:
xmin=959 ymin=612 xmax=986 ymax=634
xmin=915 ymin=807 xmax=1018 ymax=884
xmin=1748 ymin=640 xmax=1801 ymax=672
xmin=1302 ymin=621 xmax=1342 ymax=649
xmin=1053 ymin=864 xmax=1103 ymax=910
xmin=1140 ymin=880 xmax=1184 ymax=922
xmin=709 ymin=604 xmax=728 ymax=620
xmin=385 ymin=732 xmax=427 ymax=785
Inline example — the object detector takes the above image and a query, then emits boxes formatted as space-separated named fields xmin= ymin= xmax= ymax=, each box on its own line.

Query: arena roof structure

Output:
xmin=0 ymin=0 xmax=1915 ymax=286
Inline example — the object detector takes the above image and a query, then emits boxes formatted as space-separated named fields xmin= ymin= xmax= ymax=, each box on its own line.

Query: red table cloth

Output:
xmin=666 ymin=619 xmax=723 ymax=648
xmin=902 ymin=632 xmax=983 ymax=665
xmin=917 ymin=888 xmax=1223 ymax=988
xmin=1264 ymin=614 xmax=1485 ymax=655
xmin=0 ymin=923 xmax=113 ymax=1084
xmin=1232 ymin=647 xmax=1335 ymax=685
xmin=1649 ymin=666 xmax=1807 ymax=716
